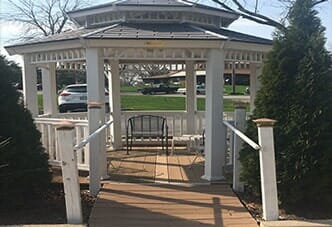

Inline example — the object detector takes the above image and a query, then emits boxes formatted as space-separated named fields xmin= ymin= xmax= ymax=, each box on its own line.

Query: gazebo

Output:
xmin=5 ymin=0 xmax=272 ymax=195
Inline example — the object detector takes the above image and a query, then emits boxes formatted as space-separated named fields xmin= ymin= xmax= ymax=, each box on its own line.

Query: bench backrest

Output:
xmin=127 ymin=115 xmax=167 ymax=137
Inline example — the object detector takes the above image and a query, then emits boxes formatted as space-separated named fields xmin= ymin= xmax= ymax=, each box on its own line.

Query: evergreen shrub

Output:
xmin=240 ymin=0 xmax=332 ymax=207
xmin=0 ymin=55 xmax=51 ymax=208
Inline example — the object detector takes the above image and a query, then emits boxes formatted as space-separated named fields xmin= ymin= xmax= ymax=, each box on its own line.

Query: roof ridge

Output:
xmin=189 ymin=24 xmax=228 ymax=39
xmin=81 ymin=24 xmax=120 ymax=38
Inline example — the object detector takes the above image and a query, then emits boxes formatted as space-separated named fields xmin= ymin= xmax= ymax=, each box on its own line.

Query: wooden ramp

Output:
xmin=89 ymin=149 xmax=257 ymax=226
xmin=89 ymin=183 xmax=258 ymax=227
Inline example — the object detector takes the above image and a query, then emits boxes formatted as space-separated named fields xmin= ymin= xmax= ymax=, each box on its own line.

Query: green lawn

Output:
xmin=38 ymin=94 xmax=43 ymax=112
xmin=224 ymin=85 xmax=248 ymax=95
xmin=120 ymin=86 xmax=139 ymax=93
xmin=121 ymin=85 xmax=248 ymax=95
xmin=121 ymin=95 xmax=248 ymax=112
xmin=39 ymin=93 xmax=249 ymax=113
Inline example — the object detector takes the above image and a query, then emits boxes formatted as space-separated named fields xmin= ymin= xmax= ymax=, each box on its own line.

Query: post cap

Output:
xmin=234 ymin=102 xmax=247 ymax=109
xmin=87 ymin=101 xmax=103 ymax=109
xmin=54 ymin=121 xmax=75 ymax=130
xmin=253 ymin=118 xmax=276 ymax=127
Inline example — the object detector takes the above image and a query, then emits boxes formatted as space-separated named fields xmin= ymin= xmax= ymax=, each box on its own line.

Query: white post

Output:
xmin=202 ymin=49 xmax=226 ymax=181
xmin=22 ymin=54 xmax=38 ymax=116
xmin=254 ymin=118 xmax=279 ymax=221
xmin=99 ymin=115 xmax=108 ymax=180
xmin=98 ymin=65 xmax=108 ymax=180
xmin=109 ymin=60 xmax=122 ymax=150
xmin=41 ymin=63 xmax=58 ymax=116
xmin=249 ymin=63 xmax=262 ymax=112
xmin=86 ymin=48 xmax=104 ymax=196
xmin=185 ymin=61 xmax=196 ymax=134
xmin=233 ymin=103 xmax=246 ymax=192
xmin=55 ymin=121 xmax=83 ymax=224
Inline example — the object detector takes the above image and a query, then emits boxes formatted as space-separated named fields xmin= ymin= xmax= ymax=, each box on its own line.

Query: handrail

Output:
xmin=74 ymin=119 xmax=113 ymax=150
xmin=35 ymin=118 xmax=88 ymax=124
xmin=223 ymin=120 xmax=261 ymax=150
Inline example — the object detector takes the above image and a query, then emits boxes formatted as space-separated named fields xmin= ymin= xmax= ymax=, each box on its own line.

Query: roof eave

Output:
xmin=4 ymin=38 xmax=82 ymax=55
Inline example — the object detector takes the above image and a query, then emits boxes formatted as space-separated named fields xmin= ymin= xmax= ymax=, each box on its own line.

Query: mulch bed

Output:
xmin=237 ymin=190 xmax=332 ymax=224
xmin=0 ymin=168 xmax=95 ymax=225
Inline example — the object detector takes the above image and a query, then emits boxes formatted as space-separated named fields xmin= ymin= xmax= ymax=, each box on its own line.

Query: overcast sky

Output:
xmin=1 ymin=0 xmax=331 ymax=65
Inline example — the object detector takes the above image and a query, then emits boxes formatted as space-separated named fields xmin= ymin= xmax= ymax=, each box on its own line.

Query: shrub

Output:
xmin=240 ymin=0 xmax=332 ymax=207
xmin=0 ymin=55 xmax=51 ymax=207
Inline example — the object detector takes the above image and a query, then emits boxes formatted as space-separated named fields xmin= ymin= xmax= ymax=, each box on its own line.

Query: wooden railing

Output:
xmin=52 ymin=111 xmax=242 ymax=136
xmin=223 ymin=105 xmax=279 ymax=221
xmin=36 ymin=111 xmax=247 ymax=167
xmin=35 ymin=118 xmax=89 ymax=171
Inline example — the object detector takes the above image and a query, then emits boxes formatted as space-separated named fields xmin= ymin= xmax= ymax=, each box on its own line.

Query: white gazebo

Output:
xmin=5 ymin=0 xmax=272 ymax=195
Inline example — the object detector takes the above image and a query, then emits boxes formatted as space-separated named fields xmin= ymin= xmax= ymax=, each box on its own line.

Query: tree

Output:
xmin=0 ymin=56 xmax=22 ymax=87
xmin=4 ymin=0 xmax=88 ymax=39
xmin=198 ymin=0 xmax=329 ymax=31
xmin=240 ymin=0 xmax=332 ymax=207
xmin=0 ymin=55 xmax=51 ymax=207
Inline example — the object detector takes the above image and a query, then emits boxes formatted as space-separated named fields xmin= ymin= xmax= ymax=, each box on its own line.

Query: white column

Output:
xmin=202 ymin=49 xmax=226 ymax=181
xmin=185 ymin=61 xmax=196 ymax=134
xmin=55 ymin=122 xmax=83 ymax=224
xmin=41 ymin=63 xmax=58 ymax=116
xmin=86 ymin=48 xmax=104 ymax=196
xmin=249 ymin=63 xmax=262 ymax=112
xmin=99 ymin=66 xmax=108 ymax=180
xmin=22 ymin=54 xmax=38 ymax=116
xmin=254 ymin=118 xmax=279 ymax=221
xmin=233 ymin=103 xmax=246 ymax=192
xmin=109 ymin=60 xmax=122 ymax=150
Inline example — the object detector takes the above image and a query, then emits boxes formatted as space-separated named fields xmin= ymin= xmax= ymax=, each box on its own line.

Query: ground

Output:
xmin=238 ymin=191 xmax=332 ymax=224
xmin=0 ymin=167 xmax=94 ymax=225
xmin=1 ymin=166 xmax=331 ymax=225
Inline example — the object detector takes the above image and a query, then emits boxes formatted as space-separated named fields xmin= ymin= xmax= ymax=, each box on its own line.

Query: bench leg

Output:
xmin=166 ymin=136 xmax=168 ymax=156
xmin=126 ymin=136 xmax=129 ymax=155
xmin=171 ymin=138 xmax=175 ymax=155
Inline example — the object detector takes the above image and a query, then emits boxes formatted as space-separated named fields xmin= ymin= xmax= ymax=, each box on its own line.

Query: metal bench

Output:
xmin=126 ymin=115 xmax=169 ymax=155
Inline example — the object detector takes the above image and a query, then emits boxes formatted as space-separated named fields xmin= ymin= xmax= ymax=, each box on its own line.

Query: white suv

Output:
xmin=58 ymin=84 xmax=109 ymax=113
xmin=177 ymin=84 xmax=206 ymax=95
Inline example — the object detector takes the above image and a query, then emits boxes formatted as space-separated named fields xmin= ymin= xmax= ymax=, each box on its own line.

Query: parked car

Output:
xmin=177 ymin=84 xmax=206 ymax=95
xmin=140 ymin=84 xmax=178 ymax=95
xmin=58 ymin=84 xmax=109 ymax=113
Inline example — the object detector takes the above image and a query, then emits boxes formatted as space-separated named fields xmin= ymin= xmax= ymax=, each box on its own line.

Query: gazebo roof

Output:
xmin=69 ymin=0 xmax=236 ymax=15
xmin=6 ymin=23 xmax=271 ymax=48
xmin=5 ymin=0 xmax=272 ymax=65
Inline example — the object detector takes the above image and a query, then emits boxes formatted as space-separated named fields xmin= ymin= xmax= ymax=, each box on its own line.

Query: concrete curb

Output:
xmin=261 ymin=220 xmax=332 ymax=227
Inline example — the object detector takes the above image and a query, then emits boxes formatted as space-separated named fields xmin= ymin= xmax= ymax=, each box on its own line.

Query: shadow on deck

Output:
xmin=89 ymin=148 xmax=258 ymax=227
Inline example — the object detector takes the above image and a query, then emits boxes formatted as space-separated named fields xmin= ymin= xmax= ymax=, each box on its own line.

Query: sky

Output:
xmin=0 ymin=0 xmax=331 ymax=65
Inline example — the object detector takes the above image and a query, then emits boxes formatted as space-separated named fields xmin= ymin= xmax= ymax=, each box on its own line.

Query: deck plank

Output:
xmin=155 ymin=154 xmax=169 ymax=183
xmin=94 ymin=149 xmax=257 ymax=227
xmin=168 ymin=154 xmax=184 ymax=183
xmin=90 ymin=183 xmax=257 ymax=227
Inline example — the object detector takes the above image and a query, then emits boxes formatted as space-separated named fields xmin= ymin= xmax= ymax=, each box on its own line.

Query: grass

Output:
xmin=38 ymin=94 xmax=43 ymax=113
xmin=38 ymin=92 xmax=249 ymax=113
xmin=224 ymin=85 xmax=248 ymax=95
xmin=121 ymin=85 xmax=249 ymax=95
xmin=120 ymin=86 xmax=139 ymax=93
xmin=121 ymin=95 xmax=248 ymax=112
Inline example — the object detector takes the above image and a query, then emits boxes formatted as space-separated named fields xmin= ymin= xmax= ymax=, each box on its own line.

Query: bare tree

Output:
xmin=4 ymin=0 xmax=89 ymax=39
xmin=199 ymin=0 xmax=330 ymax=31
xmin=119 ymin=64 xmax=170 ymax=86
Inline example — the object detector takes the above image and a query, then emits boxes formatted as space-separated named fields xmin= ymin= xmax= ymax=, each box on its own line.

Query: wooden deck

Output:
xmin=107 ymin=148 xmax=207 ymax=183
xmin=89 ymin=148 xmax=258 ymax=227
